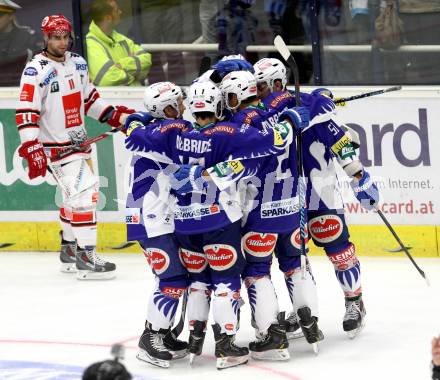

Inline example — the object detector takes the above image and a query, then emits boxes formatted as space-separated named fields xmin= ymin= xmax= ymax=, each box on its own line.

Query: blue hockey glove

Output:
xmin=350 ymin=170 xmax=380 ymax=211
xmin=212 ymin=58 xmax=254 ymax=77
xmin=279 ymin=106 xmax=310 ymax=130
xmin=124 ymin=112 xmax=154 ymax=130
xmin=311 ymin=87 xmax=334 ymax=99
xmin=170 ymin=164 xmax=208 ymax=195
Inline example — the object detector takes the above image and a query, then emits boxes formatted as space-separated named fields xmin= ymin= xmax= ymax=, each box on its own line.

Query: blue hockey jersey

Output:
xmin=262 ymin=90 xmax=353 ymax=211
xmin=125 ymin=118 xmax=290 ymax=234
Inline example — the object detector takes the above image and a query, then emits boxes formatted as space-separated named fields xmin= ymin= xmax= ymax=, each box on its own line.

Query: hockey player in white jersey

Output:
xmin=16 ymin=14 xmax=134 ymax=280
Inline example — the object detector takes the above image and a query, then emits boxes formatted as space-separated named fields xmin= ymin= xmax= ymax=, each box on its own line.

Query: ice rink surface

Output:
xmin=0 ymin=251 xmax=439 ymax=380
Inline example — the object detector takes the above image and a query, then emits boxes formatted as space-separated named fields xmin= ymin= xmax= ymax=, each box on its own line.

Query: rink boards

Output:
xmin=1 ymin=86 xmax=439 ymax=256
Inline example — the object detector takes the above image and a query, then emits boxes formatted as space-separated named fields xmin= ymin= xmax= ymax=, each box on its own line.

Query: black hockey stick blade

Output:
xmin=0 ymin=243 xmax=14 ymax=249
xmin=384 ymin=246 xmax=412 ymax=253
xmin=199 ymin=56 xmax=212 ymax=76
xmin=108 ymin=241 xmax=136 ymax=250
xmin=377 ymin=210 xmax=430 ymax=286
xmin=171 ymin=289 xmax=188 ymax=337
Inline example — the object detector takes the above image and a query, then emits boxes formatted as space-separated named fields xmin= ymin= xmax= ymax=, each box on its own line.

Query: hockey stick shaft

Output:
xmin=274 ymin=35 xmax=307 ymax=256
xmin=377 ymin=210 xmax=429 ymax=286
xmin=171 ymin=289 xmax=188 ymax=337
xmin=334 ymin=86 xmax=402 ymax=104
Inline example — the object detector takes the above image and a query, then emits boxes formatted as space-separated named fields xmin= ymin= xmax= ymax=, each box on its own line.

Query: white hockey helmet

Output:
xmin=187 ymin=81 xmax=223 ymax=119
xmin=219 ymin=70 xmax=257 ymax=110
xmin=253 ymin=58 xmax=287 ymax=90
xmin=143 ymin=82 xmax=183 ymax=119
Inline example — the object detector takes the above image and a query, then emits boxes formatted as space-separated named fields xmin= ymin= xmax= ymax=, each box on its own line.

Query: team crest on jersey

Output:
xmin=50 ymin=81 xmax=59 ymax=93
xmin=309 ymin=214 xmax=343 ymax=244
xmin=144 ymin=248 xmax=170 ymax=275
xmin=24 ymin=67 xmax=38 ymax=76
xmin=243 ymin=232 xmax=277 ymax=257
xmin=179 ymin=248 xmax=207 ymax=273
xmin=204 ymin=244 xmax=237 ymax=271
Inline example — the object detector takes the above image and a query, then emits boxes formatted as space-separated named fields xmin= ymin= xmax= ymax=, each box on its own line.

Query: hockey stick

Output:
xmin=334 ymin=86 xmax=402 ymax=105
xmin=0 ymin=243 xmax=14 ymax=249
xmin=171 ymin=289 xmax=188 ymax=337
xmin=274 ymin=35 xmax=307 ymax=257
xmin=377 ymin=209 xmax=430 ymax=286
xmin=199 ymin=56 xmax=212 ymax=76
xmin=52 ymin=127 xmax=123 ymax=161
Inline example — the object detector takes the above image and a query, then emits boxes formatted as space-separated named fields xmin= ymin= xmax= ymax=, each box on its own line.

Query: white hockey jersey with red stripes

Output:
xmin=16 ymin=51 xmax=112 ymax=163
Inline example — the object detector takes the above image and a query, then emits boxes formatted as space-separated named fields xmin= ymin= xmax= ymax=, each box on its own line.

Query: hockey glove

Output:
xmin=311 ymin=87 xmax=334 ymax=99
xmin=18 ymin=139 xmax=47 ymax=179
xmin=279 ymin=106 xmax=310 ymax=130
xmin=350 ymin=170 xmax=380 ymax=211
xmin=107 ymin=105 xmax=136 ymax=129
xmin=170 ymin=164 xmax=208 ymax=195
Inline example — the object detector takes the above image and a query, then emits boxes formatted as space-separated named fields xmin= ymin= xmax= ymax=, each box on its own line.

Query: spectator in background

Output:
xmin=86 ymin=0 xmax=151 ymax=86
xmin=433 ymin=335 xmax=440 ymax=380
xmin=398 ymin=0 xmax=440 ymax=84
xmin=137 ymin=0 xmax=186 ymax=84
xmin=0 ymin=0 xmax=41 ymax=86
xmin=216 ymin=0 xmax=258 ymax=60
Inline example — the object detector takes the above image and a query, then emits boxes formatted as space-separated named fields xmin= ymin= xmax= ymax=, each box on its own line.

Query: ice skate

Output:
xmin=297 ymin=306 xmax=324 ymax=354
xmin=59 ymin=233 xmax=77 ymax=273
xmin=249 ymin=312 xmax=290 ymax=361
xmin=343 ymin=295 xmax=366 ymax=339
xmin=188 ymin=320 xmax=206 ymax=365
xmin=163 ymin=328 xmax=188 ymax=359
xmin=75 ymin=246 xmax=116 ymax=280
xmin=286 ymin=311 xmax=304 ymax=340
xmin=137 ymin=322 xmax=172 ymax=368
xmin=212 ymin=324 xmax=249 ymax=370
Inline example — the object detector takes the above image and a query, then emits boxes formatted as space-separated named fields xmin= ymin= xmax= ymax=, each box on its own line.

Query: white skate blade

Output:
xmin=136 ymin=349 xmax=170 ymax=368
xmin=286 ymin=330 xmax=304 ymax=340
xmin=60 ymin=263 xmax=77 ymax=273
xmin=250 ymin=348 xmax=290 ymax=361
xmin=346 ymin=319 xmax=366 ymax=339
xmin=216 ymin=354 xmax=249 ymax=370
xmin=170 ymin=349 xmax=188 ymax=360
xmin=312 ymin=342 xmax=319 ymax=355
xmin=76 ymin=269 xmax=116 ymax=280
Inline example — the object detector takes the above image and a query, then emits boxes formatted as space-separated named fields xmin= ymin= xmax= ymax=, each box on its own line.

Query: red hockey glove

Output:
xmin=18 ymin=140 xmax=47 ymax=179
xmin=107 ymin=105 xmax=136 ymax=129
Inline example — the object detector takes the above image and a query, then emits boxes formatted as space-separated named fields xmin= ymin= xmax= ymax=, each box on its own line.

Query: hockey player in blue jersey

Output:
xmin=219 ymin=69 xmax=324 ymax=356
xmin=125 ymin=82 xmax=190 ymax=368
xmin=124 ymin=81 xmax=294 ymax=369
xmin=253 ymin=57 xmax=380 ymax=339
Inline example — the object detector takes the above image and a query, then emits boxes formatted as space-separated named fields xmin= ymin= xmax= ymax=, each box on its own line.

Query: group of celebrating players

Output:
xmin=15 ymin=14 xmax=380 ymax=371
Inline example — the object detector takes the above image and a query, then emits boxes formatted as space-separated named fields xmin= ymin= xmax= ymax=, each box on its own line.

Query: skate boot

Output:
xmin=286 ymin=311 xmax=304 ymax=340
xmin=59 ymin=232 xmax=77 ymax=273
xmin=75 ymin=246 xmax=116 ymax=280
xmin=188 ymin=320 xmax=207 ymax=364
xmin=163 ymin=329 xmax=188 ymax=359
xmin=212 ymin=324 xmax=249 ymax=370
xmin=343 ymin=294 xmax=366 ymax=339
xmin=137 ymin=322 xmax=172 ymax=368
xmin=249 ymin=312 xmax=290 ymax=361
xmin=297 ymin=306 xmax=324 ymax=354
